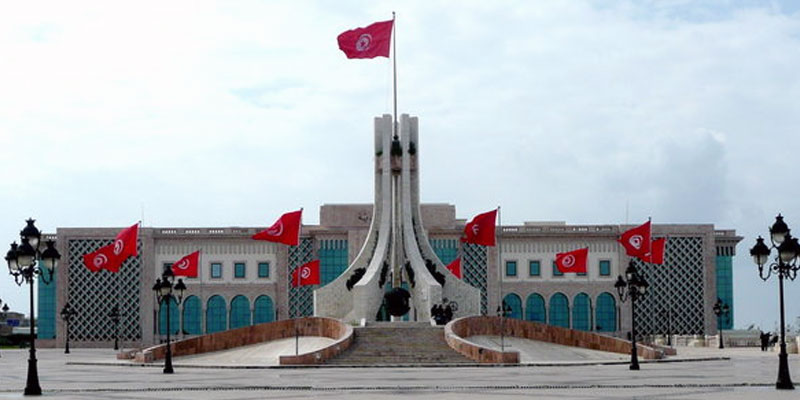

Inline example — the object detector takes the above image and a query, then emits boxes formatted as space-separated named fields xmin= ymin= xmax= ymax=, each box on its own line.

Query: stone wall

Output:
xmin=135 ymin=317 xmax=352 ymax=365
xmin=445 ymin=316 xmax=664 ymax=364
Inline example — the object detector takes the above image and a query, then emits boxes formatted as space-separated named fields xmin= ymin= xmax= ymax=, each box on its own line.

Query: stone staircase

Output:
xmin=325 ymin=322 xmax=474 ymax=365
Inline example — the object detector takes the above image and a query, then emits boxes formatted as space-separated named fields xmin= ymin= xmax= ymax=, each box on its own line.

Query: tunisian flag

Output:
xmin=618 ymin=221 xmax=651 ymax=260
xmin=445 ymin=258 xmax=462 ymax=279
xmin=113 ymin=222 xmax=139 ymax=260
xmin=461 ymin=209 xmax=498 ymax=246
xmin=555 ymin=248 xmax=589 ymax=274
xmin=172 ymin=251 xmax=200 ymax=278
xmin=252 ymin=210 xmax=302 ymax=246
xmin=645 ymin=238 xmax=666 ymax=265
xmin=292 ymin=260 xmax=320 ymax=287
xmin=337 ymin=20 xmax=393 ymax=59
xmin=83 ymin=244 xmax=122 ymax=273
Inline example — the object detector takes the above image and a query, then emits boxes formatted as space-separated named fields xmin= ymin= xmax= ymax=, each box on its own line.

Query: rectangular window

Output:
xmin=162 ymin=262 xmax=173 ymax=274
xmin=505 ymin=261 xmax=517 ymax=277
xmin=529 ymin=260 xmax=540 ymax=276
xmin=234 ymin=262 xmax=246 ymax=279
xmin=599 ymin=260 xmax=611 ymax=276
xmin=552 ymin=261 xmax=563 ymax=277
xmin=258 ymin=262 xmax=270 ymax=278
xmin=210 ymin=262 xmax=222 ymax=279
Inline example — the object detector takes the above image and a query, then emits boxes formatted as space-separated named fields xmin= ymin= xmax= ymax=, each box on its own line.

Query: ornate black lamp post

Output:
xmin=750 ymin=214 xmax=800 ymax=390
xmin=109 ymin=305 xmax=121 ymax=351
xmin=615 ymin=260 xmax=649 ymax=371
xmin=60 ymin=303 xmax=77 ymax=354
xmin=496 ymin=301 xmax=512 ymax=352
xmin=152 ymin=269 xmax=186 ymax=374
xmin=5 ymin=218 xmax=60 ymax=396
xmin=712 ymin=298 xmax=730 ymax=349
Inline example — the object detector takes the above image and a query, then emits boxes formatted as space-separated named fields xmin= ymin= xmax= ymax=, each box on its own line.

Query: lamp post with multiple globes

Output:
xmin=615 ymin=260 xmax=649 ymax=371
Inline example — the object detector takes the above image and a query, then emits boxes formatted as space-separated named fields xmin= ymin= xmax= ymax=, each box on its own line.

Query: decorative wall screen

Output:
xmin=635 ymin=236 xmax=705 ymax=335
xmin=461 ymin=242 xmax=488 ymax=315
xmin=67 ymin=239 xmax=141 ymax=342
xmin=288 ymin=237 xmax=314 ymax=318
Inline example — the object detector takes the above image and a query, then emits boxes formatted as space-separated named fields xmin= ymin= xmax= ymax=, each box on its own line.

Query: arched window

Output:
xmin=158 ymin=297 xmax=179 ymax=335
xmin=182 ymin=295 xmax=202 ymax=335
xmin=206 ymin=295 xmax=227 ymax=334
xmin=572 ymin=293 xmax=591 ymax=331
xmin=253 ymin=295 xmax=274 ymax=324
xmin=229 ymin=295 xmax=251 ymax=329
xmin=502 ymin=293 xmax=522 ymax=320
xmin=525 ymin=293 xmax=546 ymax=323
xmin=549 ymin=293 xmax=569 ymax=328
xmin=596 ymin=292 xmax=617 ymax=332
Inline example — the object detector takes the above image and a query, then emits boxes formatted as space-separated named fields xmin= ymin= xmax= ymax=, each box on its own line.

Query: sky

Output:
xmin=1 ymin=0 xmax=799 ymax=331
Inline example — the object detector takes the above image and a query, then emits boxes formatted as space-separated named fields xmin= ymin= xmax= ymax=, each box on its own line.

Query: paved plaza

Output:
xmin=0 ymin=343 xmax=798 ymax=399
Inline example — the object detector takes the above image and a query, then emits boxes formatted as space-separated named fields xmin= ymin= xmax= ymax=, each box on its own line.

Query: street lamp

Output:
xmin=615 ymin=260 xmax=649 ymax=371
xmin=496 ymin=301 xmax=512 ymax=353
xmin=60 ymin=303 xmax=77 ymax=354
xmin=750 ymin=213 xmax=800 ymax=390
xmin=109 ymin=305 xmax=121 ymax=351
xmin=152 ymin=269 xmax=186 ymax=374
xmin=5 ymin=219 xmax=60 ymax=396
xmin=712 ymin=298 xmax=730 ymax=349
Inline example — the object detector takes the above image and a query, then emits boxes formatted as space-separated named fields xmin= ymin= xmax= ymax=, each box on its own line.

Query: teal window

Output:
xmin=430 ymin=239 xmax=458 ymax=265
xmin=158 ymin=297 xmax=180 ymax=335
xmin=549 ymin=293 xmax=569 ymax=328
xmin=572 ymin=293 xmax=591 ymax=331
xmin=319 ymin=240 xmax=349 ymax=285
xmin=229 ymin=295 xmax=251 ymax=329
xmin=596 ymin=292 xmax=617 ymax=332
xmin=716 ymin=255 xmax=734 ymax=329
xmin=529 ymin=260 xmax=540 ymax=276
xmin=37 ymin=272 xmax=56 ymax=340
xmin=234 ymin=262 xmax=246 ymax=279
xmin=253 ymin=295 xmax=274 ymax=324
xmin=162 ymin=262 xmax=173 ymax=274
xmin=505 ymin=261 xmax=517 ymax=277
xmin=258 ymin=262 xmax=270 ymax=278
xmin=210 ymin=262 xmax=222 ymax=279
xmin=502 ymin=293 xmax=522 ymax=319
xmin=525 ymin=293 xmax=546 ymax=322
xmin=182 ymin=296 xmax=202 ymax=335
xmin=552 ymin=261 xmax=563 ymax=277
xmin=206 ymin=295 xmax=227 ymax=333
xmin=599 ymin=260 xmax=611 ymax=276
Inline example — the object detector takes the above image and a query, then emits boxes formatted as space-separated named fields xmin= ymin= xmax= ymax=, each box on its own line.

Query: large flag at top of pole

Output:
xmin=337 ymin=20 xmax=394 ymax=59
xmin=252 ymin=209 xmax=303 ymax=246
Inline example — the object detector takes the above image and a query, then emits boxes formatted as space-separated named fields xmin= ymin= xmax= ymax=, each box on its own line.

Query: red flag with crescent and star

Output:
xmin=445 ymin=257 xmax=462 ymax=279
xmin=618 ymin=221 xmax=651 ymax=260
xmin=555 ymin=248 xmax=589 ymax=274
xmin=82 ymin=243 xmax=122 ymax=273
xmin=292 ymin=259 xmax=320 ymax=287
xmin=171 ymin=250 xmax=200 ymax=278
xmin=252 ymin=210 xmax=302 ymax=246
xmin=461 ymin=209 xmax=498 ymax=246
xmin=645 ymin=237 xmax=666 ymax=265
xmin=337 ymin=20 xmax=393 ymax=59
xmin=113 ymin=222 xmax=139 ymax=260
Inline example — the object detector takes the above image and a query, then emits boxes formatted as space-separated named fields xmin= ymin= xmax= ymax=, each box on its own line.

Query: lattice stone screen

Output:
xmin=288 ymin=237 xmax=314 ymax=318
xmin=67 ymin=239 xmax=141 ymax=342
xmin=634 ymin=236 xmax=705 ymax=335
xmin=462 ymin=243 xmax=488 ymax=315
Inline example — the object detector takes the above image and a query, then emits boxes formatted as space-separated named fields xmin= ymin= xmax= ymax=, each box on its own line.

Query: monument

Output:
xmin=315 ymin=114 xmax=481 ymax=323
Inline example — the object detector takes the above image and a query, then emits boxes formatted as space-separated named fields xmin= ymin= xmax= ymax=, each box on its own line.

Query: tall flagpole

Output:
xmin=392 ymin=11 xmax=398 ymax=139
xmin=497 ymin=206 xmax=505 ymax=353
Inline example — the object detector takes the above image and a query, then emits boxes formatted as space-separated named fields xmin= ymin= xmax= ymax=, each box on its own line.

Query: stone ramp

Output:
xmin=325 ymin=322 xmax=473 ymax=365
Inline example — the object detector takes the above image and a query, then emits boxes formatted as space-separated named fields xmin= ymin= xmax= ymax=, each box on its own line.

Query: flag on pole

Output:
xmin=292 ymin=260 xmax=320 ymax=287
xmin=252 ymin=209 xmax=303 ymax=246
xmin=461 ymin=209 xmax=498 ymax=246
xmin=337 ymin=20 xmax=393 ymax=59
xmin=445 ymin=258 xmax=462 ymax=279
xmin=113 ymin=222 xmax=139 ymax=259
xmin=171 ymin=250 xmax=200 ymax=278
xmin=555 ymin=248 xmax=589 ymax=274
xmin=645 ymin=237 xmax=666 ymax=265
xmin=83 ymin=244 xmax=122 ymax=273
xmin=618 ymin=221 xmax=651 ymax=260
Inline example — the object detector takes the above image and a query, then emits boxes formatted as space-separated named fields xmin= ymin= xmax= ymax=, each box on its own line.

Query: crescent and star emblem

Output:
xmin=113 ymin=239 xmax=124 ymax=255
xmin=629 ymin=235 xmax=643 ymax=249
xmin=562 ymin=255 xmax=575 ymax=269
xmin=266 ymin=221 xmax=284 ymax=237
xmin=93 ymin=254 xmax=108 ymax=268
xmin=471 ymin=225 xmax=480 ymax=236
xmin=356 ymin=33 xmax=372 ymax=51
xmin=175 ymin=259 xmax=189 ymax=270
xmin=301 ymin=266 xmax=311 ymax=279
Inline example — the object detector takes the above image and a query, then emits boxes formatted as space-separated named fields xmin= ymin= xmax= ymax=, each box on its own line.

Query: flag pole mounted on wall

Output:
xmin=392 ymin=11 xmax=398 ymax=139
